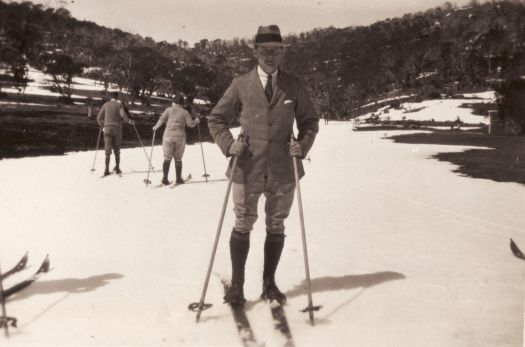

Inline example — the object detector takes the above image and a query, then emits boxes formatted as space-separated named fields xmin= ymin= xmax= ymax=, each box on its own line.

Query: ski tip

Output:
xmin=40 ymin=255 xmax=51 ymax=273
xmin=510 ymin=239 xmax=525 ymax=260
xmin=20 ymin=252 xmax=29 ymax=265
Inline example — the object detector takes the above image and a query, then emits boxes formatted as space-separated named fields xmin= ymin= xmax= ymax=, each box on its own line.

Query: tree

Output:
xmin=38 ymin=52 xmax=83 ymax=102
xmin=0 ymin=1 xmax=42 ymax=93
xmin=495 ymin=78 xmax=525 ymax=135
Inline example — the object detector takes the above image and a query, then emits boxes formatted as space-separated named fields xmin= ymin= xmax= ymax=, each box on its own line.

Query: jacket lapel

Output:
xmin=248 ymin=68 xmax=268 ymax=104
xmin=271 ymin=71 xmax=286 ymax=106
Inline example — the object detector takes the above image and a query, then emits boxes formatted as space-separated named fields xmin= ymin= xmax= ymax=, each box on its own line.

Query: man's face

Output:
xmin=254 ymin=45 xmax=285 ymax=74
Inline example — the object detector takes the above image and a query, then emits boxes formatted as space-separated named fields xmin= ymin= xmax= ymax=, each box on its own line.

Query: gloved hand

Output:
xmin=228 ymin=140 xmax=246 ymax=156
xmin=194 ymin=117 xmax=201 ymax=124
xmin=289 ymin=141 xmax=302 ymax=158
xmin=152 ymin=125 xmax=159 ymax=131
xmin=128 ymin=120 xmax=135 ymax=125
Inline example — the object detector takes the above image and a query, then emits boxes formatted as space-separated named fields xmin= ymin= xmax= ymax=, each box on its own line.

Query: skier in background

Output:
xmin=97 ymin=92 xmax=134 ymax=176
xmin=153 ymin=94 xmax=200 ymax=185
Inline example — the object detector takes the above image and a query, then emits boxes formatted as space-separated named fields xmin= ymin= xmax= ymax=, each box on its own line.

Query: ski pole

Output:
xmin=189 ymin=130 xmax=244 ymax=322
xmin=90 ymin=125 xmax=103 ymax=173
xmin=91 ymin=125 xmax=104 ymax=173
xmin=290 ymin=134 xmax=322 ymax=326
xmin=132 ymin=123 xmax=154 ymax=171
xmin=143 ymin=129 xmax=156 ymax=186
xmin=0 ymin=264 xmax=9 ymax=338
xmin=197 ymin=121 xmax=210 ymax=181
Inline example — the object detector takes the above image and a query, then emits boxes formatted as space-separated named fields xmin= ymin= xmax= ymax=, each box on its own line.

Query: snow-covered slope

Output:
xmin=1 ymin=117 xmax=524 ymax=346
xmin=356 ymin=91 xmax=494 ymax=125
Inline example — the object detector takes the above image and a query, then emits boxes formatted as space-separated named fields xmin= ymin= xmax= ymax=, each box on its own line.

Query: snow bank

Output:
xmin=357 ymin=91 xmax=495 ymax=124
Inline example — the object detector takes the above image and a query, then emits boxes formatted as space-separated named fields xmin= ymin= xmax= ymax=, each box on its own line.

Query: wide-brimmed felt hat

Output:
xmin=248 ymin=25 xmax=290 ymax=48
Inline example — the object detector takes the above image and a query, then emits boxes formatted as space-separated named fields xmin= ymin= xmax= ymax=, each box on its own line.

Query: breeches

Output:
xmin=103 ymin=126 xmax=122 ymax=156
xmin=232 ymin=181 xmax=295 ymax=235
xmin=163 ymin=137 xmax=186 ymax=161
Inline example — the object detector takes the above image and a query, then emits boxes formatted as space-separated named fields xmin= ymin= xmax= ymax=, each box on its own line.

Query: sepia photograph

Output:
xmin=0 ymin=0 xmax=524 ymax=346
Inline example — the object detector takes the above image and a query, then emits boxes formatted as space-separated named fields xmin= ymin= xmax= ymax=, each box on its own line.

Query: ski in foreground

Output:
xmin=268 ymin=300 xmax=295 ymax=347
xmin=510 ymin=238 xmax=525 ymax=260
xmin=0 ymin=253 xmax=28 ymax=281
xmin=0 ymin=254 xmax=50 ymax=329
xmin=221 ymin=280 xmax=260 ymax=347
xmin=3 ymin=255 xmax=50 ymax=299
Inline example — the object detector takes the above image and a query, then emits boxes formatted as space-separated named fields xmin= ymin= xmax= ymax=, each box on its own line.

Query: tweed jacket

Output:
xmin=208 ymin=68 xmax=319 ymax=186
xmin=97 ymin=100 xmax=130 ymax=127
xmin=156 ymin=104 xmax=198 ymax=140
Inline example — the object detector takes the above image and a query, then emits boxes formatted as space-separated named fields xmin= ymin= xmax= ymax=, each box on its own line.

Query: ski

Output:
xmin=100 ymin=169 xmax=123 ymax=178
xmin=222 ymin=280 xmax=260 ymax=347
xmin=268 ymin=301 xmax=295 ymax=347
xmin=184 ymin=178 xmax=228 ymax=185
xmin=0 ymin=252 xmax=28 ymax=281
xmin=3 ymin=255 xmax=50 ymax=299
xmin=170 ymin=174 xmax=192 ymax=188
xmin=100 ymin=173 xmax=123 ymax=178
xmin=510 ymin=239 xmax=525 ymax=260
xmin=123 ymin=169 xmax=159 ymax=175
xmin=0 ymin=264 xmax=11 ymax=336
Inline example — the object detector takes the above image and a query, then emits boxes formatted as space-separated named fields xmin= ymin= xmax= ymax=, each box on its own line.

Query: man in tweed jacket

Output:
xmin=208 ymin=25 xmax=319 ymax=306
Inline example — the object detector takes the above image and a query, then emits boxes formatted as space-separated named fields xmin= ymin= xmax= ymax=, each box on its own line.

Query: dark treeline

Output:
xmin=1 ymin=0 xmax=524 ymax=119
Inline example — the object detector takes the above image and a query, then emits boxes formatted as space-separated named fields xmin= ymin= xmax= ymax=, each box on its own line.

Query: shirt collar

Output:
xmin=257 ymin=65 xmax=278 ymax=79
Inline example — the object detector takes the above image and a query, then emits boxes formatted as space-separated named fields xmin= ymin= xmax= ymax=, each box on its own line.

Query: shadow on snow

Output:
xmin=6 ymin=273 xmax=124 ymax=302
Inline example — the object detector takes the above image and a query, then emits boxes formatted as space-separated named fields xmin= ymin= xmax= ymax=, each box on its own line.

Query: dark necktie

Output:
xmin=265 ymin=74 xmax=273 ymax=102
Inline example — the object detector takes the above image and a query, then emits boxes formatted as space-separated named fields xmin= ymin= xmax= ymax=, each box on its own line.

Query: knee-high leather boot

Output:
xmin=224 ymin=229 xmax=250 ymax=306
xmin=261 ymin=233 xmax=286 ymax=304
xmin=175 ymin=160 xmax=184 ymax=184
xmin=114 ymin=153 xmax=121 ymax=174
xmin=104 ymin=155 xmax=110 ymax=176
xmin=162 ymin=160 xmax=171 ymax=185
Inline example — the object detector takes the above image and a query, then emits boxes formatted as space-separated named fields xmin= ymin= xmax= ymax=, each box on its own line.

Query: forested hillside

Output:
xmin=1 ymin=0 xmax=524 ymax=118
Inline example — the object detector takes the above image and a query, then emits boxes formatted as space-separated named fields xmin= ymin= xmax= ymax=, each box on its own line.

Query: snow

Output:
xmin=356 ymin=92 xmax=495 ymax=124
xmin=0 ymin=69 xmax=522 ymax=345
xmin=3 ymin=67 xmax=211 ymax=106
xmin=1 ymin=113 xmax=524 ymax=346
xmin=360 ymin=94 xmax=417 ymax=108
xmin=0 ymin=101 xmax=55 ymax=107
xmin=2 ymin=67 xmax=118 ymax=98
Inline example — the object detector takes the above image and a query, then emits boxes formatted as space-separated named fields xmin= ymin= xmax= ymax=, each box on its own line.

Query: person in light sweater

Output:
xmin=153 ymin=94 xmax=200 ymax=185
